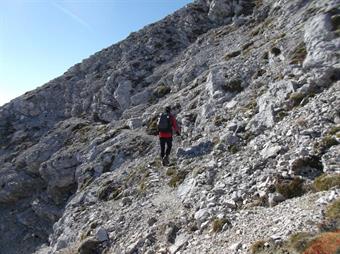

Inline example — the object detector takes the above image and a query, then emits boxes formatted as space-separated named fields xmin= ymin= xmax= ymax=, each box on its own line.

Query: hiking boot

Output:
xmin=162 ymin=155 xmax=169 ymax=166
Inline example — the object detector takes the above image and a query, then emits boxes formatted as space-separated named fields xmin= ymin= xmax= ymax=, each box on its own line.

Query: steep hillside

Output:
xmin=0 ymin=0 xmax=339 ymax=253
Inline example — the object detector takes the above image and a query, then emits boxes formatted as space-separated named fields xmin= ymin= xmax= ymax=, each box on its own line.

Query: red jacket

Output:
xmin=159 ymin=114 xmax=180 ymax=138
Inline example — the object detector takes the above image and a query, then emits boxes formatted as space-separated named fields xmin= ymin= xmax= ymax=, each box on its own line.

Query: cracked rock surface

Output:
xmin=0 ymin=0 xmax=339 ymax=253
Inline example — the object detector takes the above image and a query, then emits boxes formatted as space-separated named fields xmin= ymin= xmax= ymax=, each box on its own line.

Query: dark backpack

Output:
xmin=158 ymin=113 xmax=172 ymax=132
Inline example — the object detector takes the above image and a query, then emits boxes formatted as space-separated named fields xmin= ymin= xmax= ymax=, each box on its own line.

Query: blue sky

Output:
xmin=0 ymin=0 xmax=192 ymax=106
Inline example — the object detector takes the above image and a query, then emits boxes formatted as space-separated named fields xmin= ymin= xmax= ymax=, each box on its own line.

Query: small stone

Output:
xmin=194 ymin=209 xmax=209 ymax=222
xmin=228 ymin=241 xmax=242 ymax=251
xmin=260 ymin=145 xmax=282 ymax=159
xmin=147 ymin=217 xmax=157 ymax=226
xmin=268 ymin=192 xmax=286 ymax=207
xmin=224 ymin=199 xmax=237 ymax=209
xmin=270 ymin=234 xmax=282 ymax=241
xmin=95 ymin=227 xmax=109 ymax=242
xmin=200 ymin=220 xmax=210 ymax=230
xmin=127 ymin=118 xmax=143 ymax=129
xmin=207 ymin=202 xmax=216 ymax=208
xmin=121 ymin=197 xmax=132 ymax=207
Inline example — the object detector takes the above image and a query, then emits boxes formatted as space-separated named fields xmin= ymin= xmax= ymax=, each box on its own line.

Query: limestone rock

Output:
xmin=114 ymin=80 xmax=132 ymax=109
xmin=177 ymin=140 xmax=213 ymax=158
xmin=95 ymin=227 xmax=109 ymax=242
xmin=0 ymin=1 xmax=339 ymax=254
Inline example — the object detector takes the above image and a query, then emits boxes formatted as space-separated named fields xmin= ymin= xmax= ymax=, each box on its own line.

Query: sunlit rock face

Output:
xmin=0 ymin=0 xmax=339 ymax=253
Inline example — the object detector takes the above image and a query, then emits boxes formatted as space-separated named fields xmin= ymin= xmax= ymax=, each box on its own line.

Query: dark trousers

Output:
xmin=160 ymin=137 xmax=172 ymax=158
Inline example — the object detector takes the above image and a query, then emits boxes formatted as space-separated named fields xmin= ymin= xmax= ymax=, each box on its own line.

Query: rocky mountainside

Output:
xmin=0 ymin=0 xmax=339 ymax=253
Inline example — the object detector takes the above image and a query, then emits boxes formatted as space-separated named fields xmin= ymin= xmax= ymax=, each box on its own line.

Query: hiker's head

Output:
xmin=165 ymin=106 xmax=171 ymax=113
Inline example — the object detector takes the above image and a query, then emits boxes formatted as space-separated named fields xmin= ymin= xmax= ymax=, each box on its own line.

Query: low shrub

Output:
xmin=253 ymin=69 xmax=266 ymax=79
xmin=166 ymin=167 xmax=177 ymax=176
xmin=318 ymin=199 xmax=340 ymax=232
xmin=314 ymin=135 xmax=338 ymax=154
xmin=289 ymin=92 xmax=306 ymax=107
xmin=331 ymin=14 xmax=340 ymax=31
xmin=286 ymin=232 xmax=313 ymax=253
xmin=146 ymin=115 xmax=159 ymax=135
xmin=303 ymin=231 xmax=340 ymax=254
xmin=228 ymin=145 xmax=239 ymax=154
xmin=250 ymin=240 xmax=267 ymax=254
xmin=153 ymin=84 xmax=171 ymax=98
xmin=326 ymin=199 xmax=340 ymax=221
xmin=255 ymin=0 xmax=263 ymax=8
xmin=313 ymin=174 xmax=340 ymax=192
xmin=291 ymin=156 xmax=323 ymax=176
xmin=328 ymin=126 xmax=340 ymax=136
xmin=214 ymin=115 xmax=227 ymax=126
xmin=168 ymin=170 xmax=187 ymax=187
xmin=296 ymin=117 xmax=308 ymax=127
xmin=222 ymin=79 xmax=243 ymax=93
xmin=56 ymin=244 xmax=79 ymax=254
xmin=270 ymin=47 xmax=281 ymax=56
xmin=97 ymin=182 xmax=122 ymax=201
xmin=276 ymin=110 xmax=288 ymax=122
xmin=138 ymin=180 xmax=147 ymax=192
xmin=262 ymin=51 xmax=269 ymax=60
xmin=224 ymin=50 xmax=241 ymax=60
xmin=212 ymin=218 xmax=229 ymax=233
xmin=290 ymin=42 xmax=307 ymax=65
xmin=276 ymin=177 xmax=305 ymax=199
xmin=242 ymin=41 xmax=254 ymax=52
xmin=245 ymin=99 xmax=257 ymax=111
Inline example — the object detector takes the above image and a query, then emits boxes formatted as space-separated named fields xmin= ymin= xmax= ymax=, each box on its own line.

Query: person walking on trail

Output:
xmin=158 ymin=106 xmax=180 ymax=166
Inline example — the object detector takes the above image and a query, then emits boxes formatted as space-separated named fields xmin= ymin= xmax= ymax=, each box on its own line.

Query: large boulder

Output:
xmin=114 ymin=80 xmax=132 ymax=109
xmin=247 ymin=80 xmax=296 ymax=133
xmin=39 ymin=150 xmax=80 ymax=204
xmin=304 ymin=13 xmax=339 ymax=69
xmin=0 ymin=165 xmax=43 ymax=203
xmin=177 ymin=139 xmax=214 ymax=158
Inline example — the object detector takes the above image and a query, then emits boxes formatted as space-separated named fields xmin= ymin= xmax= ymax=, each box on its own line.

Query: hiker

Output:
xmin=158 ymin=106 xmax=180 ymax=166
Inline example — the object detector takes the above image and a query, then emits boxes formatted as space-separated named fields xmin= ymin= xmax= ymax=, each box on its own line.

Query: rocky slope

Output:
xmin=0 ymin=0 xmax=339 ymax=253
